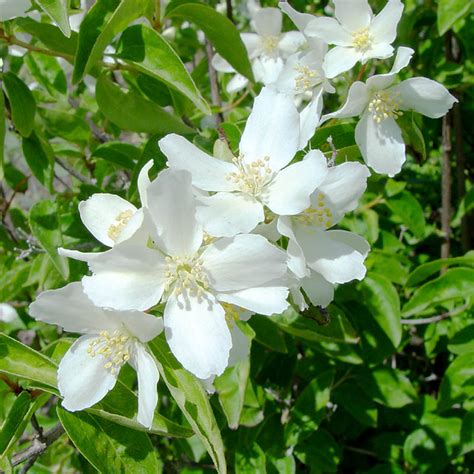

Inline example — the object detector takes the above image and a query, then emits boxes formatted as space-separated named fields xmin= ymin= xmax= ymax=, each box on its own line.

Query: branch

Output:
xmin=205 ymin=41 xmax=224 ymax=127
xmin=401 ymin=304 xmax=467 ymax=325
xmin=54 ymin=157 xmax=93 ymax=185
xmin=12 ymin=423 xmax=65 ymax=471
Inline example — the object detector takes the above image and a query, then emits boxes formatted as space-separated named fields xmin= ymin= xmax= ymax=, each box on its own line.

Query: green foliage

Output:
xmin=0 ymin=0 xmax=472 ymax=472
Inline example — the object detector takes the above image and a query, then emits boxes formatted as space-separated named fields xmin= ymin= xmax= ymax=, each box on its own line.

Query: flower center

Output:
xmin=107 ymin=210 xmax=134 ymax=242
xmin=87 ymin=330 xmax=131 ymax=375
xmin=164 ymin=255 xmax=210 ymax=297
xmin=352 ymin=28 xmax=372 ymax=52
xmin=295 ymin=193 xmax=333 ymax=229
xmin=294 ymin=64 xmax=319 ymax=91
xmin=226 ymin=156 xmax=273 ymax=197
xmin=262 ymin=35 xmax=279 ymax=56
xmin=368 ymin=90 xmax=403 ymax=123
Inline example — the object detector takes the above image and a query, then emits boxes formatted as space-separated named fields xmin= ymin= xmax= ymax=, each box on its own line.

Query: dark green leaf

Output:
xmin=116 ymin=25 xmax=210 ymax=114
xmin=386 ymin=190 xmax=425 ymax=239
xmin=3 ymin=72 xmax=36 ymax=137
xmin=36 ymin=0 xmax=71 ymax=37
xmin=22 ymin=131 xmax=54 ymax=190
xmin=167 ymin=3 xmax=254 ymax=81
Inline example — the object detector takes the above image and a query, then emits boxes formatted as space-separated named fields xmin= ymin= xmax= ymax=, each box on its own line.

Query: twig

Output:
xmin=225 ymin=0 xmax=234 ymax=22
xmin=12 ymin=423 xmax=65 ymax=470
xmin=54 ymin=157 xmax=93 ymax=185
xmin=205 ymin=41 xmax=224 ymax=126
xmin=354 ymin=63 xmax=367 ymax=83
xmin=401 ymin=304 xmax=467 ymax=325
xmin=345 ymin=446 xmax=378 ymax=459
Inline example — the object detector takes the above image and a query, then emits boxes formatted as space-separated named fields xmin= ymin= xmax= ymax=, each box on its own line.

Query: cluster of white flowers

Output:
xmin=27 ymin=0 xmax=456 ymax=430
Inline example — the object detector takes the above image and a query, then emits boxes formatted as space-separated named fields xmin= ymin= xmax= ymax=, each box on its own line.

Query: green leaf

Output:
xmin=0 ymin=81 xmax=5 ymax=179
xmin=24 ymin=52 xmax=68 ymax=96
xmin=57 ymin=408 xmax=162 ymax=473
xmin=402 ymin=268 xmax=474 ymax=316
xmin=73 ymin=0 xmax=151 ymax=82
xmin=36 ymin=0 xmax=71 ymax=38
xmin=386 ymin=190 xmax=425 ymax=239
xmin=359 ymin=273 xmax=402 ymax=347
xmin=96 ymin=73 xmax=194 ymax=135
xmin=460 ymin=410 xmax=474 ymax=455
xmin=0 ymin=333 xmax=57 ymax=390
xmin=235 ymin=442 xmax=266 ymax=474
xmin=448 ymin=325 xmax=474 ymax=355
xmin=437 ymin=0 xmax=474 ymax=35
xmin=406 ymin=253 xmax=474 ymax=287
xmin=333 ymin=383 xmax=378 ymax=427
xmin=272 ymin=306 xmax=359 ymax=344
xmin=248 ymin=316 xmax=287 ymax=353
xmin=438 ymin=353 xmax=474 ymax=411
xmin=294 ymin=429 xmax=341 ymax=472
xmin=167 ymin=3 xmax=254 ymax=81
xmin=356 ymin=367 xmax=417 ymax=408
xmin=29 ymin=200 xmax=69 ymax=279
xmin=116 ymin=25 xmax=210 ymax=114
xmin=92 ymin=142 xmax=140 ymax=170
xmin=284 ymin=369 xmax=334 ymax=446
xmin=2 ymin=72 xmax=36 ymax=137
xmin=149 ymin=336 xmax=227 ymax=474
xmin=21 ymin=131 xmax=54 ymax=191
xmin=0 ymin=392 xmax=31 ymax=455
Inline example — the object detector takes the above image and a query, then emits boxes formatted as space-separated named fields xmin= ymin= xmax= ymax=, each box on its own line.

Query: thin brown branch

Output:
xmin=54 ymin=157 xmax=93 ymax=185
xmin=205 ymin=41 xmax=224 ymax=126
xmin=401 ymin=304 xmax=467 ymax=325
xmin=12 ymin=423 xmax=65 ymax=470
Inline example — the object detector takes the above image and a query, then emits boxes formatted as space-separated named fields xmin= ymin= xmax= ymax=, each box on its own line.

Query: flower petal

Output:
xmin=164 ymin=292 xmax=231 ymax=379
xmin=239 ymin=87 xmax=300 ymax=171
xmin=58 ymin=335 xmax=117 ymax=411
xmin=253 ymin=57 xmax=284 ymax=85
xmin=363 ymin=42 xmax=394 ymax=61
xmin=0 ymin=303 xmax=18 ymax=323
xmin=217 ymin=285 xmax=289 ymax=316
xmin=279 ymin=1 xmax=314 ymax=33
xmin=390 ymin=78 xmax=457 ymax=118
xmin=113 ymin=313 xmax=164 ymax=343
xmin=79 ymin=194 xmax=137 ymax=247
xmin=147 ymin=169 xmax=203 ymax=256
xmin=370 ymin=0 xmax=404 ymax=45
xmin=227 ymin=74 xmax=250 ymax=94
xmin=301 ymin=272 xmax=335 ymax=308
xmin=58 ymin=247 xmax=103 ymax=263
xmin=130 ymin=343 xmax=159 ymax=429
xmin=277 ymin=216 xmax=309 ymax=278
xmin=137 ymin=160 xmax=154 ymax=207
xmin=83 ymin=244 xmax=166 ymax=311
xmin=212 ymin=54 xmax=235 ymax=73
xmin=329 ymin=229 xmax=370 ymax=257
xmin=323 ymin=46 xmax=362 ymax=78
xmin=304 ymin=17 xmax=353 ymax=46
xmin=196 ymin=192 xmax=264 ymax=237
xmin=159 ymin=134 xmax=238 ymax=192
xmin=253 ymin=7 xmax=282 ymax=37
xmin=263 ymin=150 xmax=328 ymax=215
xmin=355 ymin=112 xmax=405 ymax=177
xmin=319 ymin=161 xmax=370 ymax=213
xmin=29 ymin=282 xmax=116 ymax=334
xmin=294 ymin=228 xmax=367 ymax=284
xmin=321 ymin=81 xmax=369 ymax=123
xmin=299 ymin=89 xmax=324 ymax=149
xmin=334 ymin=0 xmax=372 ymax=32
xmin=278 ymin=31 xmax=306 ymax=57
xmin=202 ymin=234 xmax=287 ymax=291
xmin=228 ymin=324 xmax=251 ymax=366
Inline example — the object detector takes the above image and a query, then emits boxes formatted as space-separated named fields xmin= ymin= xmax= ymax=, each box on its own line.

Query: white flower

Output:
xmin=278 ymin=161 xmax=371 ymax=307
xmin=162 ymin=87 xmax=328 ymax=237
xmin=29 ymin=282 xmax=162 ymax=428
xmin=0 ymin=303 xmax=19 ymax=323
xmin=304 ymin=0 xmax=404 ymax=78
xmin=0 ymin=0 xmax=31 ymax=21
xmin=74 ymin=169 xmax=289 ymax=380
xmin=59 ymin=161 xmax=153 ymax=262
xmin=212 ymin=7 xmax=305 ymax=92
xmin=322 ymin=47 xmax=458 ymax=176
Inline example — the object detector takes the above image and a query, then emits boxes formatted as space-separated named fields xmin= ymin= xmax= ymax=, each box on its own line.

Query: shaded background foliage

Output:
xmin=0 ymin=0 xmax=473 ymax=472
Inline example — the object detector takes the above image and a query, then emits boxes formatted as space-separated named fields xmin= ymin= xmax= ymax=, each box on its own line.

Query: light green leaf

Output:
xmin=0 ymin=392 xmax=31 ymax=456
xmin=284 ymin=369 xmax=334 ymax=446
xmin=58 ymin=408 xmax=162 ymax=473
xmin=0 ymin=334 xmax=57 ymax=390
xmin=96 ymin=73 xmax=194 ymax=135
xmin=116 ymin=25 xmax=210 ymax=114
xmin=2 ymin=72 xmax=36 ymax=137
xmin=359 ymin=273 xmax=402 ymax=347
xmin=406 ymin=252 xmax=474 ymax=287
xmin=460 ymin=410 xmax=474 ymax=455
xmin=166 ymin=3 xmax=254 ymax=81
xmin=438 ymin=353 xmax=474 ymax=411
xmin=402 ymin=268 xmax=474 ymax=317
xmin=29 ymin=200 xmax=69 ymax=279
xmin=149 ymin=336 xmax=227 ymax=474
xmin=386 ymin=190 xmax=426 ymax=239
xmin=357 ymin=367 xmax=417 ymax=408
xmin=0 ymin=81 xmax=5 ymax=180
xmin=73 ymin=0 xmax=150 ymax=82
xmin=437 ymin=0 xmax=474 ymax=35
xmin=36 ymin=0 xmax=71 ymax=38
xmin=92 ymin=142 xmax=140 ymax=170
